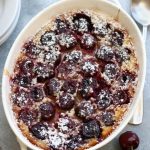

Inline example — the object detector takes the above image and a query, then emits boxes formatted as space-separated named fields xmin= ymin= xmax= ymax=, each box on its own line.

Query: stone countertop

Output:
xmin=0 ymin=0 xmax=150 ymax=150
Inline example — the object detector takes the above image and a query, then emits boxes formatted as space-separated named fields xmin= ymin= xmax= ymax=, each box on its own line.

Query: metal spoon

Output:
xmin=131 ymin=0 xmax=150 ymax=43
xmin=129 ymin=0 xmax=149 ymax=124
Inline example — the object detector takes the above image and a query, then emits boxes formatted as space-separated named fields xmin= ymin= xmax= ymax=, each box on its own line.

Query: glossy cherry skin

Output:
xmin=19 ymin=108 xmax=38 ymax=126
xmin=66 ymin=135 xmax=83 ymax=150
xmin=82 ymin=119 xmax=101 ymax=139
xmin=119 ymin=131 xmax=140 ymax=150
xmin=30 ymin=86 xmax=44 ymax=102
xmin=58 ymin=92 xmax=75 ymax=110
xmin=110 ymin=29 xmax=124 ymax=46
xmin=73 ymin=13 xmax=93 ymax=33
xmin=30 ymin=122 xmax=48 ymax=140
xmin=39 ymin=102 xmax=55 ymax=120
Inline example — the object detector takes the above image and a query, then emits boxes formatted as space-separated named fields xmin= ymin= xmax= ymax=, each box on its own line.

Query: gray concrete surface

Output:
xmin=0 ymin=0 xmax=149 ymax=150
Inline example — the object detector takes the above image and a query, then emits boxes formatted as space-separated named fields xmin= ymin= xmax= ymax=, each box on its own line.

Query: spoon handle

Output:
xmin=143 ymin=25 xmax=147 ymax=45
xmin=129 ymin=93 xmax=143 ymax=125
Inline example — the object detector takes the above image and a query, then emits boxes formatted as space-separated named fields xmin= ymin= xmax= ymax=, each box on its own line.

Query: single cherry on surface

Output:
xmin=119 ymin=131 xmax=140 ymax=150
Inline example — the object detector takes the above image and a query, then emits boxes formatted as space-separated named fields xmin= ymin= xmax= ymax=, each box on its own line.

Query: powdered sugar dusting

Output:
xmin=82 ymin=61 xmax=98 ymax=75
xmin=59 ymin=32 xmax=76 ymax=48
xmin=74 ymin=18 xmax=89 ymax=32
xmin=64 ymin=50 xmax=82 ymax=63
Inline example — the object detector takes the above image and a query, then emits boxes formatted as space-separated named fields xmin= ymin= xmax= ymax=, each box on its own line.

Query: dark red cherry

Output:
xmin=30 ymin=122 xmax=48 ymax=140
xmin=56 ymin=62 xmax=76 ymax=80
xmin=58 ymin=92 xmax=75 ymax=110
xmin=12 ymin=74 xmax=32 ymax=87
xmin=113 ymin=90 xmax=130 ymax=105
xmin=119 ymin=131 xmax=139 ymax=150
xmin=11 ymin=88 xmax=31 ymax=107
xmin=30 ymin=86 xmax=44 ymax=102
xmin=115 ymin=48 xmax=131 ymax=64
xmin=19 ymin=108 xmax=38 ymax=126
xmin=79 ymin=77 xmax=99 ymax=98
xmin=55 ymin=18 xmax=69 ymax=33
xmin=81 ymin=60 xmax=98 ymax=76
xmin=102 ymin=111 xmax=114 ymax=126
xmin=95 ymin=45 xmax=114 ymax=62
xmin=66 ymin=135 xmax=83 ymax=150
xmin=64 ymin=50 xmax=83 ymax=64
xmin=19 ymin=59 xmax=34 ymax=74
xmin=103 ymin=63 xmax=118 ymax=80
xmin=73 ymin=13 xmax=93 ymax=33
xmin=80 ymin=33 xmax=96 ymax=50
xmin=23 ymin=41 xmax=42 ymax=58
xmin=40 ymin=31 xmax=57 ymax=46
xmin=94 ymin=23 xmax=111 ymax=37
xmin=110 ymin=29 xmax=124 ymax=46
xmin=44 ymin=78 xmax=61 ymax=96
xmin=75 ymin=101 xmax=95 ymax=119
xmin=43 ymin=50 xmax=61 ymax=67
xmin=40 ymin=102 xmax=55 ymax=120
xmin=58 ymin=31 xmax=77 ymax=50
xmin=118 ymin=71 xmax=136 ymax=87
xmin=82 ymin=120 xmax=101 ymax=139
xmin=34 ymin=62 xmax=54 ymax=82
xmin=61 ymin=80 xmax=77 ymax=94
xmin=96 ymin=89 xmax=112 ymax=110
xmin=57 ymin=115 xmax=75 ymax=133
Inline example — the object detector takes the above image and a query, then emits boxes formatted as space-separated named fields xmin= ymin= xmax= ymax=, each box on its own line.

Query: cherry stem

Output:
xmin=131 ymin=147 xmax=134 ymax=150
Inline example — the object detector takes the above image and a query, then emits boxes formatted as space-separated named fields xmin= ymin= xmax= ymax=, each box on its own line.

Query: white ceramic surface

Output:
xmin=2 ymin=0 xmax=146 ymax=150
xmin=0 ymin=0 xmax=21 ymax=45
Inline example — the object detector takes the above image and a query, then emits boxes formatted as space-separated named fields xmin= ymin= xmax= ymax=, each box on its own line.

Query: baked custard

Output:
xmin=10 ymin=10 xmax=139 ymax=150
